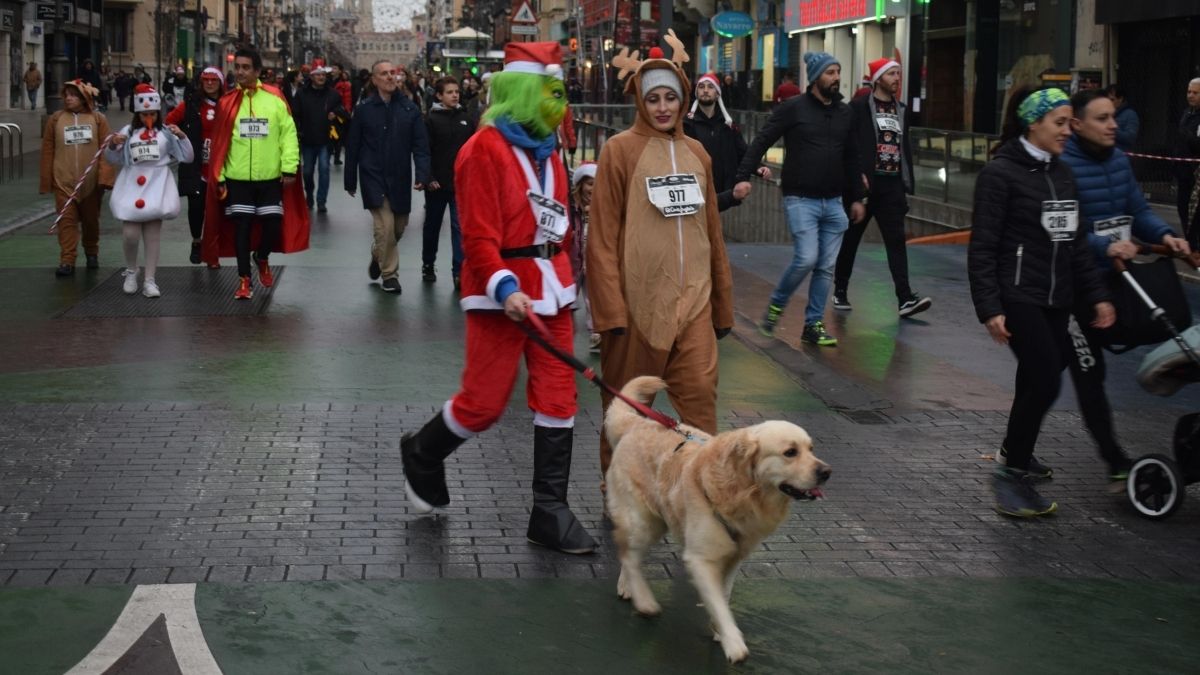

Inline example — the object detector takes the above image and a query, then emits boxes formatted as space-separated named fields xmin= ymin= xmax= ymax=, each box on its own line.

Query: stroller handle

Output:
xmin=1111 ymin=245 xmax=1200 ymax=274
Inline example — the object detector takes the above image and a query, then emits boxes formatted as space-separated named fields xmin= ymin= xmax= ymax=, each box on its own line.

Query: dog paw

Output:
xmin=633 ymin=598 xmax=661 ymax=617
xmin=721 ymin=634 xmax=749 ymax=663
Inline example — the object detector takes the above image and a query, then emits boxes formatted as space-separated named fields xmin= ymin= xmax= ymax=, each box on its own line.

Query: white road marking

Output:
xmin=67 ymin=583 xmax=223 ymax=675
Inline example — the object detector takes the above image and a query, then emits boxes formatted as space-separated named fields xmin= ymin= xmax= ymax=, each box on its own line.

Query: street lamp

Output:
xmin=47 ymin=0 xmax=69 ymax=112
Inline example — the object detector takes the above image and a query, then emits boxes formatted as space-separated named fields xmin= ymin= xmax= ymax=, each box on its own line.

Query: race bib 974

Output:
xmin=129 ymin=139 xmax=161 ymax=164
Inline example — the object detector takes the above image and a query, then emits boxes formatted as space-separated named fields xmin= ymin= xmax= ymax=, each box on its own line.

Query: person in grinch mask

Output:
xmin=400 ymin=42 xmax=595 ymax=555
xmin=587 ymin=46 xmax=733 ymax=493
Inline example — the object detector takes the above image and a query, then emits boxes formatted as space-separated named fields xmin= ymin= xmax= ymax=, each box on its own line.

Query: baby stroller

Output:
xmin=1120 ymin=247 xmax=1200 ymax=519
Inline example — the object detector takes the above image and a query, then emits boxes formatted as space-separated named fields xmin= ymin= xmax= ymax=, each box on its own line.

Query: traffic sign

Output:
xmin=512 ymin=1 xmax=536 ymax=24
xmin=511 ymin=25 xmax=538 ymax=35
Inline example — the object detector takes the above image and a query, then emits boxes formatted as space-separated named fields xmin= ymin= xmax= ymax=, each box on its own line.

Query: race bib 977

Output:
xmin=646 ymin=174 xmax=705 ymax=217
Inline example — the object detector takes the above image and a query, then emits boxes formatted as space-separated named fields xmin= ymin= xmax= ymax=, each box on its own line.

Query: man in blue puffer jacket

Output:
xmin=1060 ymin=89 xmax=1191 ymax=485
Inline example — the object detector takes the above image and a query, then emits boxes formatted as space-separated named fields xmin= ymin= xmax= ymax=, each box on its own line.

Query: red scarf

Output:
xmin=202 ymin=83 xmax=310 ymax=266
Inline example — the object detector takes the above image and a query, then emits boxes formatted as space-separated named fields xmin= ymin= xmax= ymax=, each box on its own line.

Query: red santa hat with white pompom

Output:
xmin=502 ymin=42 xmax=563 ymax=80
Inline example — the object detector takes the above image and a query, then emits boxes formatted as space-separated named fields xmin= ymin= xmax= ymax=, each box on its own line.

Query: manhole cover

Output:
xmin=56 ymin=266 xmax=284 ymax=318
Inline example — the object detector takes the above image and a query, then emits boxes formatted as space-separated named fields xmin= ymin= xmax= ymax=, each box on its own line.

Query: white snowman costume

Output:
xmin=105 ymin=85 xmax=195 ymax=299
xmin=106 ymin=88 xmax=194 ymax=222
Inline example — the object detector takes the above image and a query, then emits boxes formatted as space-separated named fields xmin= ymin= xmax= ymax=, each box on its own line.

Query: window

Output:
xmin=103 ymin=8 xmax=131 ymax=53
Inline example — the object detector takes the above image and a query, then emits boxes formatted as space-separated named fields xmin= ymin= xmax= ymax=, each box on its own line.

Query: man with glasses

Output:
xmin=344 ymin=61 xmax=431 ymax=294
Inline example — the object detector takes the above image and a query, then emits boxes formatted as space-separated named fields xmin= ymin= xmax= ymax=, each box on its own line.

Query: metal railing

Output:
xmin=0 ymin=124 xmax=23 ymax=184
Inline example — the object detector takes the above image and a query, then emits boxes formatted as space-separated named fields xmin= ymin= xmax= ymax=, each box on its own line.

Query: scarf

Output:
xmin=494 ymin=116 xmax=557 ymax=164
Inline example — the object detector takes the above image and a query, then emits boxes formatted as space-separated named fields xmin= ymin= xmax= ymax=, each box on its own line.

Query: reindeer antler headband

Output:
xmin=611 ymin=29 xmax=691 ymax=83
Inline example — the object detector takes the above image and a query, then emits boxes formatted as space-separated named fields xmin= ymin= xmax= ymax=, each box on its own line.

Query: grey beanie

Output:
xmin=640 ymin=67 xmax=682 ymax=100
xmin=804 ymin=51 xmax=840 ymax=85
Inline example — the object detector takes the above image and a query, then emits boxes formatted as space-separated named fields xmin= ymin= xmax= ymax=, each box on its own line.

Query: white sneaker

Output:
xmin=122 ymin=268 xmax=139 ymax=294
xmin=142 ymin=279 xmax=161 ymax=298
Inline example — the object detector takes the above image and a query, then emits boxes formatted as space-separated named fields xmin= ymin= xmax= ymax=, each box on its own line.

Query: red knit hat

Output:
xmin=868 ymin=58 xmax=900 ymax=85
xmin=503 ymin=42 xmax=563 ymax=80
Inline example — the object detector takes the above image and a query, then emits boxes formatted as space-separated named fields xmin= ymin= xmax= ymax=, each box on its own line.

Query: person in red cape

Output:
xmin=202 ymin=48 xmax=309 ymax=298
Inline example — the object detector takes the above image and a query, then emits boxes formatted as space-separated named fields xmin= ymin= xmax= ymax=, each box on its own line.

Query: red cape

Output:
xmin=202 ymin=84 xmax=310 ymax=266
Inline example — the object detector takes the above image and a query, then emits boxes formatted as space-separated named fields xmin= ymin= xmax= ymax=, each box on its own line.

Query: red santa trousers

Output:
xmin=445 ymin=310 xmax=577 ymax=436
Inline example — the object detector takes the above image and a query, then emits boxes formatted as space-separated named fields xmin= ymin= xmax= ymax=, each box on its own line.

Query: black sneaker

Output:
xmin=55 ymin=264 xmax=74 ymax=277
xmin=85 ymin=255 xmax=99 ymax=269
xmin=422 ymin=264 xmax=436 ymax=282
xmin=368 ymin=257 xmax=381 ymax=280
xmin=381 ymin=277 xmax=402 ymax=294
xmin=993 ymin=467 xmax=1058 ymax=517
xmin=189 ymin=241 xmax=201 ymax=264
xmin=759 ymin=303 xmax=783 ymax=337
xmin=995 ymin=446 xmax=1054 ymax=480
xmin=832 ymin=291 xmax=852 ymax=311
xmin=899 ymin=294 xmax=932 ymax=318
xmin=317 ymin=204 xmax=328 ymax=214
xmin=306 ymin=198 xmax=314 ymax=210
xmin=801 ymin=320 xmax=838 ymax=346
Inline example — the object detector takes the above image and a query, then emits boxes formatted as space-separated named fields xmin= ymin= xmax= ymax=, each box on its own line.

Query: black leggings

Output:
xmin=234 ymin=216 xmax=280 ymax=277
xmin=1066 ymin=311 xmax=1129 ymax=471
xmin=1002 ymin=303 xmax=1071 ymax=470
xmin=187 ymin=192 xmax=205 ymax=241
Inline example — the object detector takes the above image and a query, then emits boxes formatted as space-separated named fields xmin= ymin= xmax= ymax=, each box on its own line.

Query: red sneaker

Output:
xmin=253 ymin=253 xmax=273 ymax=287
xmin=234 ymin=276 xmax=253 ymax=300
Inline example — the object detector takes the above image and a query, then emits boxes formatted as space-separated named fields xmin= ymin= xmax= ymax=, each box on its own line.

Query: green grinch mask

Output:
xmin=483 ymin=71 xmax=567 ymax=140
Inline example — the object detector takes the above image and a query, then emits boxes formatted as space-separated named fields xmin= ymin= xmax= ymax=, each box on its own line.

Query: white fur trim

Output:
xmin=486 ymin=268 xmax=516 ymax=303
xmin=504 ymin=61 xmax=551 ymax=76
xmin=442 ymin=399 xmax=476 ymax=438
xmin=534 ymin=413 xmax=574 ymax=428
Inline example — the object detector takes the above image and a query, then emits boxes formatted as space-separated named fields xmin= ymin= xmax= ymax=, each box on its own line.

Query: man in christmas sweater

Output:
xmin=401 ymin=42 xmax=595 ymax=555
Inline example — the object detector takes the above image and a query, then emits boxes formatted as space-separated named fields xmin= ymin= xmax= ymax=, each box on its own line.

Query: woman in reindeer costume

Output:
xmin=588 ymin=37 xmax=734 ymax=492
xmin=105 ymin=84 xmax=195 ymax=297
xmin=400 ymin=41 xmax=595 ymax=555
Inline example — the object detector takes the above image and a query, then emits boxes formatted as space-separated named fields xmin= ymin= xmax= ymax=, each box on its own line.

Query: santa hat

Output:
xmin=133 ymin=84 xmax=161 ymax=112
xmin=868 ymin=58 xmax=900 ymax=85
xmin=572 ymin=162 xmax=597 ymax=187
xmin=200 ymin=67 xmax=224 ymax=85
xmin=503 ymin=42 xmax=563 ymax=80
xmin=688 ymin=72 xmax=733 ymax=127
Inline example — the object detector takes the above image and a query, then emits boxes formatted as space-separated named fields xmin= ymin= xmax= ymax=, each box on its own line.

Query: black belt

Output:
xmin=501 ymin=243 xmax=561 ymax=259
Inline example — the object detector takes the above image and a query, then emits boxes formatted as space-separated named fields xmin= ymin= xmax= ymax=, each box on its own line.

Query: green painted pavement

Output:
xmin=1 ymin=578 xmax=1196 ymax=674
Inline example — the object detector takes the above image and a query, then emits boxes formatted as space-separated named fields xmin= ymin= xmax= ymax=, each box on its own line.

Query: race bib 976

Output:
xmin=64 ymin=125 xmax=93 ymax=145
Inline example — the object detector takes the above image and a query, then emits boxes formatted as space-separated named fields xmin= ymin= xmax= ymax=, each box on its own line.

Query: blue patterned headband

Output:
xmin=1017 ymin=88 xmax=1070 ymax=126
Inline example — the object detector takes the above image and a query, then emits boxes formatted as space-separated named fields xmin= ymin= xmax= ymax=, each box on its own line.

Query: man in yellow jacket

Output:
xmin=208 ymin=47 xmax=304 ymax=300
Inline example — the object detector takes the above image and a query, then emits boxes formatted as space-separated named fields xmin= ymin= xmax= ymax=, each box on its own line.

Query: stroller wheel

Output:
xmin=1127 ymin=454 xmax=1185 ymax=520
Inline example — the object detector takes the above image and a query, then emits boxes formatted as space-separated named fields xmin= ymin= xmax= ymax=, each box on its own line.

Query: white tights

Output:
xmin=123 ymin=220 xmax=162 ymax=280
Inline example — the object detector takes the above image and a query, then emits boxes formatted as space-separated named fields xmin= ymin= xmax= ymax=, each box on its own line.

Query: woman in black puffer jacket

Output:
xmin=968 ymin=86 xmax=1115 ymax=518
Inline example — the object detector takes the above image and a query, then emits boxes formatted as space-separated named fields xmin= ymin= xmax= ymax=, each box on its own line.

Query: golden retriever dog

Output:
xmin=605 ymin=376 xmax=830 ymax=663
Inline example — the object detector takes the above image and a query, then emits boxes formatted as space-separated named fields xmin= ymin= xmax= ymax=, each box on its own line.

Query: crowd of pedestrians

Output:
xmin=38 ymin=44 xmax=1200 ymax=521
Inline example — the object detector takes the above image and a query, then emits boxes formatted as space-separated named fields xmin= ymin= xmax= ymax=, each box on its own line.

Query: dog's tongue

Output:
xmin=810 ymin=487 xmax=825 ymax=499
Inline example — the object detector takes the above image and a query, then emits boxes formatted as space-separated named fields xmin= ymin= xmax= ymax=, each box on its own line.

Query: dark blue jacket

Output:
xmin=1061 ymin=135 xmax=1171 ymax=269
xmin=1113 ymin=104 xmax=1139 ymax=152
xmin=344 ymin=92 xmax=430 ymax=213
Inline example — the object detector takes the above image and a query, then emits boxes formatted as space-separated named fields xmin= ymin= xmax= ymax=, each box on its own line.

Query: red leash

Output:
xmin=521 ymin=313 xmax=681 ymax=432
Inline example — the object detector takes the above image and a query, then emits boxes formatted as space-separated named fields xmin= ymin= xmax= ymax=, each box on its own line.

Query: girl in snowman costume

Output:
xmin=105 ymin=84 xmax=194 ymax=297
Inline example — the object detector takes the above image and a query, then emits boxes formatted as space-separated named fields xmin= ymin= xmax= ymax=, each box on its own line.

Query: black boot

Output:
xmin=401 ymin=411 xmax=465 ymax=513
xmin=527 ymin=426 xmax=596 ymax=554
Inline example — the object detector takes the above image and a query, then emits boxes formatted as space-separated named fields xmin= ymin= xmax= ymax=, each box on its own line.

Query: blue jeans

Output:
xmin=300 ymin=144 xmax=330 ymax=207
xmin=422 ymin=189 xmax=463 ymax=276
xmin=770 ymin=196 xmax=849 ymax=325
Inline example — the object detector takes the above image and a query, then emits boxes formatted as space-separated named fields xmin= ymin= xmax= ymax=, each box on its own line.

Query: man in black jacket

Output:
xmin=422 ymin=76 xmax=476 ymax=289
xmin=833 ymin=57 xmax=932 ymax=318
xmin=294 ymin=67 xmax=346 ymax=213
xmin=733 ymin=52 xmax=864 ymax=346
xmin=683 ymin=72 xmax=770 ymax=211
xmin=1177 ymin=78 xmax=1200 ymax=245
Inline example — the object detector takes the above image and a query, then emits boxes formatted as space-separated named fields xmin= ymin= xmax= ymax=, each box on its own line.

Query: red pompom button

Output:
xmin=135 ymin=199 xmax=145 ymax=209
xmin=137 ymin=175 xmax=147 ymax=186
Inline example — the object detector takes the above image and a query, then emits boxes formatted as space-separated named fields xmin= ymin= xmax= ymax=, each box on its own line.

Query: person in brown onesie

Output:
xmin=40 ymin=79 xmax=115 ymax=276
xmin=587 ymin=48 xmax=734 ymax=492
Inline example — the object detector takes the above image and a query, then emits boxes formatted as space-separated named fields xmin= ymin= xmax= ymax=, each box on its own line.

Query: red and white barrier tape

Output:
xmin=49 ymin=133 xmax=115 ymax=233
xmin=1125 ymin=152 xmax=1200 ymax=163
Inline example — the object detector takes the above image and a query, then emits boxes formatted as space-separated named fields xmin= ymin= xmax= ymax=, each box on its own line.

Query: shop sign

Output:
xmin=785 ymin=0 xmax=875 ymax=33
xmin=711 ymin=11 xmax=755 ymax=39
xmin=0 ymin=10 xmax=13 ymax=32
xmin=35 ymin=3 xmax=73 ymax=23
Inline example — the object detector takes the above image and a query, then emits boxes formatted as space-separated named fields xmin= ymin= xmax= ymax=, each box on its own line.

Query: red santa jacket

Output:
xmin=456 ymin=126 xmax=576 ymax=316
